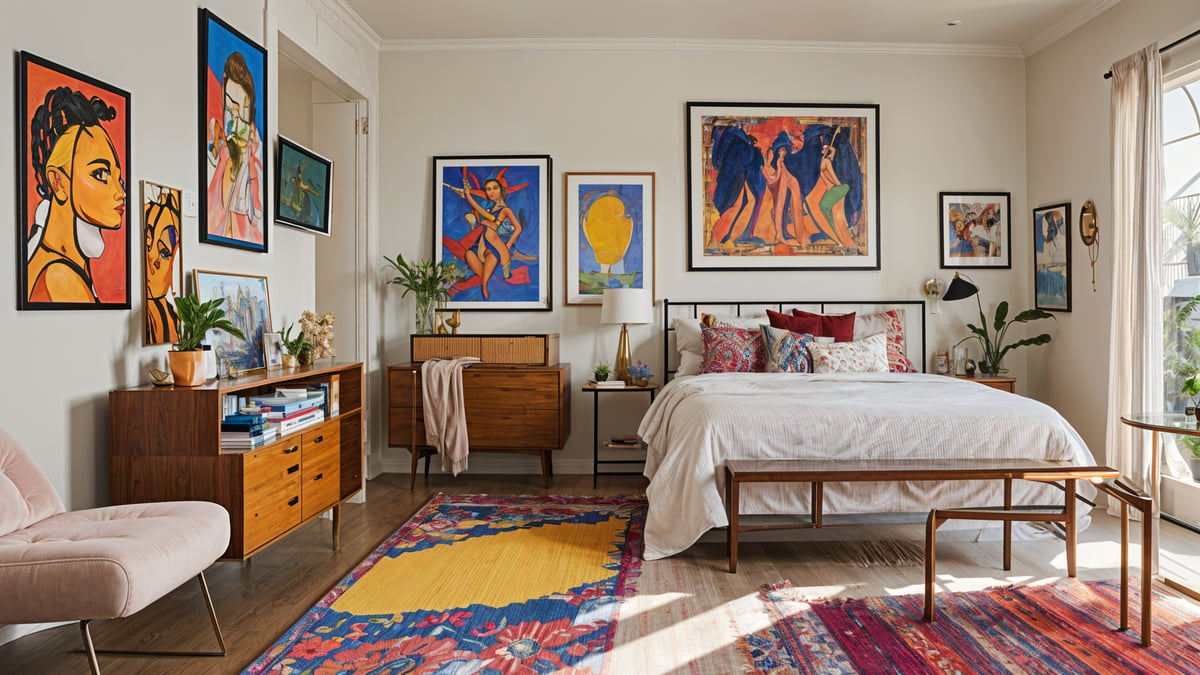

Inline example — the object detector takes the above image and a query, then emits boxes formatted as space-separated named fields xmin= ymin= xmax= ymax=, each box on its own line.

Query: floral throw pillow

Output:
xmin=808 ymin=332 xmax=889 ymax=373
xmin=700 ymin=324 xmax=766 ymax=373
xmin=760 ymin=324 xmax=816 ymax=373
xmin=853 ymin=309 xmax=918 ymax=373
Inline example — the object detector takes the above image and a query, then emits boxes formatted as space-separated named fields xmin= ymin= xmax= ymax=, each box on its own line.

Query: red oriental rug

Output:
xmin=745 ymin=579 xmax=1200 ymax=674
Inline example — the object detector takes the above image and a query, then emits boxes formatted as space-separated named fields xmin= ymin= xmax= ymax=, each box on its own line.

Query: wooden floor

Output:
xmin=1 ymin=471 xmax=1197 ymax=674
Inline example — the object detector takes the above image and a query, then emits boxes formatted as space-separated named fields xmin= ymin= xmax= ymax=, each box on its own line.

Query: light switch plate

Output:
xmin=183 ymin=190 xmax=198 ymax=218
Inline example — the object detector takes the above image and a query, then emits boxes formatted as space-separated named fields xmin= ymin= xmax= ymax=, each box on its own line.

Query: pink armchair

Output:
xmin=0 ymin=427 xmax=231 ymax=673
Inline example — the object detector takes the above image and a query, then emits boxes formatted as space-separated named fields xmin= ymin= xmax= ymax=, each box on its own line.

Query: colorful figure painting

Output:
xmin=200 ymin=8 xmax=268 ymax=253
xmin=275 ymin=136 xmax=332 ymax=235
xmin=193 ymin=270 xmax=273 ymax=373
xmin=565 ymin=173 xmax=655 ymax=305
xmin=687 ymin=102 xmax=879 ymax=270
xmin=16 ymin=51 xmax=130 ymax=310
xmin=939 ymin=192 xmax=1011 ymax=269
xmin=1034 ymin=202 xmax=1072 ymax=312
xmin=143 ymin=182 xmax=183 ymax=345
xmin=433 ymin=155 xmax=551 ymax=311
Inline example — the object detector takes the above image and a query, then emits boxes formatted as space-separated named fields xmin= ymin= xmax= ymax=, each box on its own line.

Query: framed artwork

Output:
xmin=939 ymin=192 xmax=1011 ymax=269
xmin=16 ymin=51 xmax=131 ymax=310
xmin=262 ymin=331 xmax=283 ymax=368
xmin=433 ymin=155 xmax=552 ymax=310
xmin=686 ymin=101 xmax=879 ymax=271
xmin=275 ymin=136 xmax=332 ymax=235
xmin=1033 ymin=202 xmax=1072 ymax=312
xmin=564 ymin=172 xmax=655 ymax=305
xmin=193 ymin=270 xmax=272 ymax=374
xmin=142 ymin=182 xmax=183 ymax=345
xmin=199 ymin=8 xmax=268 ymax=253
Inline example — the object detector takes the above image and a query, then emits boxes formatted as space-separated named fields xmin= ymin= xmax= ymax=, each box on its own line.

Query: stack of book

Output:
xmin=220 ymin=413 xmax=278 ymax=448
xmin=248 ymin=388 xmax=328 ymax=436
xmin=590 ymin=380 xmax=626 ymax=389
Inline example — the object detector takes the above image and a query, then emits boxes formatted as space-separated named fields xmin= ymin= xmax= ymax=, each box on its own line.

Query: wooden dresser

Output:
xmin=109 ymin=362 xmax=364 ymax=561
xmin=387 ymin=363 xmax=571 ymax=488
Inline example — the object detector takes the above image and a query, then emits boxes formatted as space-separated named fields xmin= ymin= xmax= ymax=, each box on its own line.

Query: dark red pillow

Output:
xmin=766 ymin=309 xmax=820 ymax=335
xmin=790 ymin=309 xmax=857 ymax=342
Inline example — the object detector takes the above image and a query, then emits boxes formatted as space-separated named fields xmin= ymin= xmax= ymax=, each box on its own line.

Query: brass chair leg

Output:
xmin=80 ymin=620 xmax=100 ymax=675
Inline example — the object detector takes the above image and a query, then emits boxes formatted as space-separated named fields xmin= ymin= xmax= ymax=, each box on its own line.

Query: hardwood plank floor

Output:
xmin=1 ymin=471 xmax=1196 ymax=674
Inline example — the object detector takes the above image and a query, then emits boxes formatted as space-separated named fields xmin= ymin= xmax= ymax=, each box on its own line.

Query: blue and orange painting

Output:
xmin=1034 ymin=206 xmax=1070 ymax=311
xmin=576 ymin=182 xmax=645 ymax=296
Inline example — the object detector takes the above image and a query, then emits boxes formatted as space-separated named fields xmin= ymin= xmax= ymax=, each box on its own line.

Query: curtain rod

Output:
xmin=1104 ymin=27 xmax=1200 ymax=79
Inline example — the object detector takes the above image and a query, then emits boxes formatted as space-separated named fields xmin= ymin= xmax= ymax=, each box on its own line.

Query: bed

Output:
xmin=638 ymin=299 xmax=1097 ymax=561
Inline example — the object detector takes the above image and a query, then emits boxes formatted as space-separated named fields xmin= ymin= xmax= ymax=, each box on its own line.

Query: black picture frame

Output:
xmin=686 ymin=101 xmax=881 ymax=271
xmin=16 ymin=51 xmax=132 ymax=310
xmin=938 ymin=192 xmax=1012 ymax=269
xmin=198 ymin=8 xmax=269 ymax=253
xmin=275 ymin=136 xmax=333 ymax=236
xmin=1033 ymin=202 xmax=1072 ymax=312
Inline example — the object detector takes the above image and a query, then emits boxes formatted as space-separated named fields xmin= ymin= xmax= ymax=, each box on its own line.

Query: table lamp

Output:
xmin=600 ymin=288 xmax=652 ymax=384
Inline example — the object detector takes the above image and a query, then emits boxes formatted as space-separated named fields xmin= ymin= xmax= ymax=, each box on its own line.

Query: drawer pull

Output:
xmin=288 ymin=496 xmax=299 ymax=507
xmin=314 ymin=472 xmax=324 ymax=481
xmin=313 ymin=435 xmax=324 ymax=443
xmin=284 ymin=445 xmax=299 ymax=455
xmin=288 ymin=464 xmax=300 ymax=474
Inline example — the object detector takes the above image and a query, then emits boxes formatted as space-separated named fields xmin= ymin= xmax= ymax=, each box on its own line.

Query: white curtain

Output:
xmin=1105 ymin=45 xmax=1164 ymax=531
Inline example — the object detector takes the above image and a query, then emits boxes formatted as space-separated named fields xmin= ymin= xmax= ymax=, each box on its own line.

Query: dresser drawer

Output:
xmin=302 ymin=420 xmax=340 ymax=453
xmin=462 ymin=370 xmax=561 ymax=409
xmin=388 ymin=407 xmax=426 ymax=447
xmin=465 ymin=409 xmax=560 ymax=448
xmin=243 ymin=445 xmax=302 ymax=553
xmin=302 ymin=442 xmax=340 ymax=520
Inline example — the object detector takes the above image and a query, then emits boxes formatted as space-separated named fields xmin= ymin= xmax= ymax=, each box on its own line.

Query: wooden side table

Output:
xmin=946 ymin=374 xmax=1016 ymax=393
xmin=583 ymin=383 xmax=657 ymax=488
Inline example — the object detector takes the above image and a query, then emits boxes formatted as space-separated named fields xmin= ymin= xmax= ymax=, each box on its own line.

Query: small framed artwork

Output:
xmin=199 ymin=8 xmax=269 ymax=253
xmin=686 ymin=101 xmax=880 ymax=271
xmin=262 ymin=331 xmax=283 ymax=368
xmin=433 ymin=155 xmax=552 ymax=310
xmin=142 ymin=182 xmax=183 ymax=345
xmin=1033 ymin=202 xmax=1072 ymax=312
xmin=275 ymin=136 xmax=332 ymax=235
xmin=16 ymin=51 xmax=131 ymax=310
xmin=934 ymin=350 xmax=950 ymax=374
xmin=938 ymin=192 xmax=1011 ymax=269
xmin=564 ymin=172 xmax=655 ymax=305
xmin=193 ymin=269 xmax=272 ymax=373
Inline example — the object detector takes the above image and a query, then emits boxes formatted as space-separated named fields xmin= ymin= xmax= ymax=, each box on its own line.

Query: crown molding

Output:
xmin=323 ymin=0 xmax=383 ymax=51
xmin=380 ymin=37 xmax=1023 ymax=58
xmin=1020 ymin=0 xmax=1122 ymax=56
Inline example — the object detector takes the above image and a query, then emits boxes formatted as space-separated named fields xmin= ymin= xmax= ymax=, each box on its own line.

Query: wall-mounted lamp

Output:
xmin=922 ymin=276 xmax=947 ymax=313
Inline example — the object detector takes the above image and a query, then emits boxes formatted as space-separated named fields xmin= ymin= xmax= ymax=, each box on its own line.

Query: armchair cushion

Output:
xmin=0 ymin=428 xmax=65 ymax=536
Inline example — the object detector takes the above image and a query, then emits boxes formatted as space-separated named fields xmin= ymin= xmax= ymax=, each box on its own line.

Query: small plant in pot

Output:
xmin=170 ymin=293 xmax=244 ymax=386
xmin=279 ymin=322 xmax=315 ymax=367
xmin=592 ymin=362 xmax=612 ymax=383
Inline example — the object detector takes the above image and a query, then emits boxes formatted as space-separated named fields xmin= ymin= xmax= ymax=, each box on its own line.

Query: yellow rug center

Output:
xmin=332 ymin=517 xmax=624 ymax=615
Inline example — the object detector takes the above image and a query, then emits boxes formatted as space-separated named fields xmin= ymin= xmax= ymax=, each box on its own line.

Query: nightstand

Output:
xmin=946 ymin=374 xmax=1016 ymax=393
xmin=582 ymin=383 xmax=658 ymax=488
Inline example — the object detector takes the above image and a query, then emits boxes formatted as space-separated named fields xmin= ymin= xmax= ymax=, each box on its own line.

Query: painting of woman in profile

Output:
xmin=143 ymin=183 xmax=183 ymax=344
xmin=17 ymin=51 xmax=130 ymax=310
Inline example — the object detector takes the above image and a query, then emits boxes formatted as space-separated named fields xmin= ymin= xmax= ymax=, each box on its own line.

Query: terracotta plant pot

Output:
xmin=168 ymin=350 xmax=206 ymax=387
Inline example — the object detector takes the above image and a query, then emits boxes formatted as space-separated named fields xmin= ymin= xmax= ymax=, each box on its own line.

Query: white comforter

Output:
xmin=638 ymin=372 xmax=1097 ymax=560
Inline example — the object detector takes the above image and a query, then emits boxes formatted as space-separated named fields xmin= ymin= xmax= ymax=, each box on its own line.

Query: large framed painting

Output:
xmin=142 ymin=181 xmax=183 ymax=345
xmin=1033 ymin=202 xmax=1072 ymax=312
xmin=199 ymin=8 xmax=268 ymax=253
xmin=686 ymin=101 xmax=879 ymax=271
xmin=275 ymin=135 xmax=332 ymax=235
xmin=433 ymin=155 xmax=552 ymax=310
xmin=16 ymin=51 xmax=131 ymax=310
xmin=193 ymin=270 xmax=272 ymax=374
xmin=938 ymin=192 xmax=1011 ymax=269
xmin=564 ymin=172 xmax=655 ymax=305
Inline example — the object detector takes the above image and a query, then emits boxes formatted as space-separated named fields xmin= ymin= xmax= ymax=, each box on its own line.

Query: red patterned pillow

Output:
xmin=767 ymin=309 xmax=820 ymax=335
xmin=700 ymin=324 xmax=766 ymax=373
xmin=853 ymin=309 xmax=918 ymax=373
xmin=789 ymin=309 xmax=856 ymax=342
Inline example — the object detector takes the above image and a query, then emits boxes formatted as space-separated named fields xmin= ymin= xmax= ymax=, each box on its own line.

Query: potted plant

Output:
xmin=954 ymin=300 xmax=1055 ymax=375
xmin=1166 ymin=295 xmax=1200 ymax=477
xmin=170 ymin=293 xmax=245 ymax=386
xmin=592 ymin=362 xmax=612 ymax=383
xmin=628 ymin=360 xmax=653 ymax=386
xmin=384 ymin=253 xmax=458 ymax=334
xmin=279 ymin=321 xmax=314 ymax=367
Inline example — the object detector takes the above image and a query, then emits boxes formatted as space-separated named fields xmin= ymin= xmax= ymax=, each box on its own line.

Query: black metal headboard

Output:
xmin=662 ymin=298 xmax=927 ymax=380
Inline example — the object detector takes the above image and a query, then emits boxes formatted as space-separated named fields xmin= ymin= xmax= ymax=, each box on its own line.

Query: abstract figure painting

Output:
xmin=687 ymin=102 xmax=879 ymax=271
xmin=565 ymin=172 xmax=655 ymax=305
xmin=16 ymin=51 xmax=131 ymax=310
xmin=193 ymin=270 xmax=272 ymax=373
xmin=142 ymin=182 xmax=183 ymax=345
xmin=199 ymin=8 xmax=268 ymax=253
xmin=939 ymin=192 xmax=1011 ymax=269
xmin=275 ymin=136 xmax=332 ymax=235
xmin=433 ymin=155 xmax=551 ymax=311
xmin=1034 ymin=202 xmax=1072 ymax=312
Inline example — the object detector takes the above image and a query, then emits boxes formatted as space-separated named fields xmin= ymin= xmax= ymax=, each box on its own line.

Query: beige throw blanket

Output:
xmin=420 ymin=357 xmax=480 ymax=476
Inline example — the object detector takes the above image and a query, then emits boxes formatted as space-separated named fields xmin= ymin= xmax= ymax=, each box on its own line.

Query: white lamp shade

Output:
xmin=600 ymin=288 xmax=652 ymax=325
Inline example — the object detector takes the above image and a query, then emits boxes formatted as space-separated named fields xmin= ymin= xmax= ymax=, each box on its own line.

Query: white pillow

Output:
xmin=672 ymin=314 xmax=763 ymax=377
xmin=808 ymin=332 xmax=888 ymax=373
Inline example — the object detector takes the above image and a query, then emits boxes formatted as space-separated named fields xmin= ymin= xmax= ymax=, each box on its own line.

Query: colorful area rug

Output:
xmin=244 ymin=494 xmax=645 ymax=673
xmin=745 ymin=579 xmax=1200 ymax=674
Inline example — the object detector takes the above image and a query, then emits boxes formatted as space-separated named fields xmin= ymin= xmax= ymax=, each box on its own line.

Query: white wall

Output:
xmin=376 ymin=46 xmax=1032 ymax=474
xmin=1026 ymin=0 xmax=1200 ymax=465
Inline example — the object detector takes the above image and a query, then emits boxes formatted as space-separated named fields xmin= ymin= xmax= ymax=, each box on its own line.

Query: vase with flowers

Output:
xmin=628 ymin=360 xmax=653 ymax=386
xmin=384 ymin=253 xmax=458 ymax=335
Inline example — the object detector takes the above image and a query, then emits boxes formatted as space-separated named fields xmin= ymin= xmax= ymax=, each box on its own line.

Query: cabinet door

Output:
xmin=302 ymin=421 xmax=341 ymax=519
xmin=243 ymin=441 xmax=303 ymax=553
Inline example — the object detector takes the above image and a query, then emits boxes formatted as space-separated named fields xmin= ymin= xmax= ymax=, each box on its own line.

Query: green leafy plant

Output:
xmin=1165 ymin=295 xmax=1200 ymax=459
xmin=384 ymin=253 xmax=459 ymax=333
xmin=173 ymin=293 xmax=244 ymax=351
xmin=592 ymin=362 xmax=612 ymax=382
xmin=955 ymin=299 xmax=1055 ymax=375
xmin=279 ymin=321 xmax=314 ymax=356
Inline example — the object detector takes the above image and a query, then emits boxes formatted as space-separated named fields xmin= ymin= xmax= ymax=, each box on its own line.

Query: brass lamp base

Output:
xmin=614 ymin=323 xmax=633 ymax=384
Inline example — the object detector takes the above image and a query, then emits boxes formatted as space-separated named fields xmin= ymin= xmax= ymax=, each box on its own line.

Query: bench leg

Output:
xmin=727 ymin=467 xmax=740 ymax=573
xmin=925 ymin=509 xmax=939 ymax=621
xmin=1003 ymin=478 xmax=1012 ymax=571
xmin=1065 ymin=479 xmax=1077 ymax=577
xmin=1120 ymin=504 xmax=1130 ymax=633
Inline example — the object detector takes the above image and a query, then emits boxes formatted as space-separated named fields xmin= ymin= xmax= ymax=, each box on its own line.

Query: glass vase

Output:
xmin=414 ymin=295 xmax=439 ymax=335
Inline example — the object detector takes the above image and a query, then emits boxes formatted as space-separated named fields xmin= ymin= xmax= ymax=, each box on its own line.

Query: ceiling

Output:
xmin=342 ymin=0 xmax=1119 ymax=53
